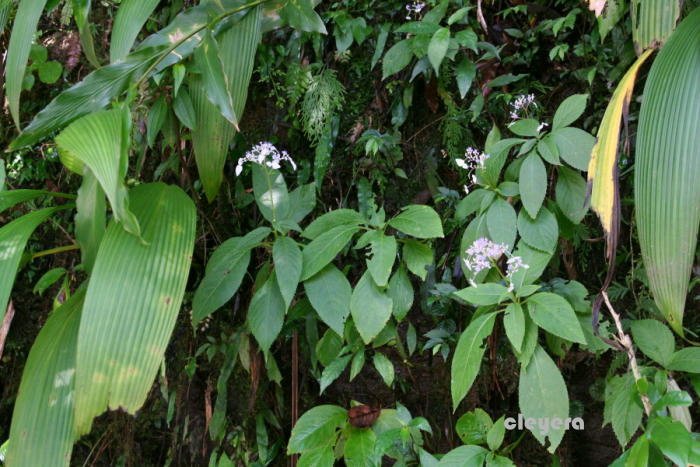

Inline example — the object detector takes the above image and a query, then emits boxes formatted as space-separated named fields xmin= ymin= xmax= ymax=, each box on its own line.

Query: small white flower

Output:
xmin=463 ymin=238 xmax=509 ymax=275
xmin=509 ymin=94 xmax=537 ymax=121
xmin=405 ymin=1 xmax=425 ymax=19
xmin=456 ymin=147 xmax=490 ymax=192
xmin=537 ymin=122 xmax=549 ymax=132
xmin=506 ymin=256 xmax=529 ymax=278
xmin=463 ymin=184 xmax=470 ymax=195
xmin=235 ymin=142 xmax=296 ymax=176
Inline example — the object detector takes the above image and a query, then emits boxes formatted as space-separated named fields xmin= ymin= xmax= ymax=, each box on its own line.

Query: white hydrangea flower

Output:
xmin=463 ymin=238 xmax=509 ymax=275
xmin=235 ymin=142 xmax=296 ymax=176
xmin=456 ymin=147 xmax=490 ymax=191
xmin=405 ymin=1 xmax=425 ymax=19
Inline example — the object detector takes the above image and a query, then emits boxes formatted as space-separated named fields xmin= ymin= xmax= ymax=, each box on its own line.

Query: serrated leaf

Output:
xmin=350 ymin=271 xmax=393 ymax=344
xmin=526 ymin=292 xmax=586 ymax=344
xmin=668 ymin=348 xmax=700 ymax=373
xmin=319 ymin=354 xmax=351 ymax=394
xmin=630 ymin=319 xmax=675 ymax=367
xmin=302 ymin=224 xmax=359 ymax=280
xmin=288 ymin=405 xmax=347 ymax=453
xmin=519 ymin=346 xmax=569 ymax=452
xmin=372 ymin=353 xmax=395 ymax=386
xmin=451 ymin=312 xmax=497 ymax=409
xmin=304 ymin=265 xmax=351 ymax=336
xmin=504 ymin=303 xmax=525 ymax=352
xmin=389 ymin=205 xmax=444 ymax=239
xmin=273 ymin=236 xmax=302 ymax=309
xmin=402 ymin=239 xmax=433 ymax=280
xmin=556 ymin=166 xmax=588 ymax=224
xmin=552 ymin=94 xmax=588 ymax=130
xmin=73 ymin=183 xmax=196 ymax=436
xmin=382 ymin=39 xmax=412 ymax=80
xmin=247 ymin=272 xmax=286 ymax=353
xmin=453 ymin=283 xmax=509 ymax=306
xmin=486 ymin=198 xmax=517 ymax=250
xmin=427 ymin=27 xmax=450 ymax=75
xmin=517 ymin=207 xmax=558 ymax=254
xmin=387 ymin=266 xmax=413 ymax=321
xmin=519 ymin=153 xmax=547 ymax=218
xmin=366 ymin=233 xmax=396 ymax=287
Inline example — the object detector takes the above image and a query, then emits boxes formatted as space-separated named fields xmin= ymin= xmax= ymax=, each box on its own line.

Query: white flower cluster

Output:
xmin=509 ymin=94 xmax=537 ymax=120
xmin=456 ymin=147 xmax=490 ymax=194
xmin=463 ymin=237 xmax=529 ymax=291
xmin=235 ymin=142 xmax=297 ymax=176
xmin=405 ymin=1 xmax=425 ymax=19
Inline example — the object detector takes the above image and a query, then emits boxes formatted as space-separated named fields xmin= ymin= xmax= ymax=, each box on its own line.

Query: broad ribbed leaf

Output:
xmin=9 ymin=0 xmax=255 ymax=150
xmin=73 ymin=183 xmax=196 ymax=435
xmin=110 ymin=0 xmax=161 ymax=62
xmin=0 ymin=207 xmax=62 ymax=323
xmin=192 ymin=227 xmax=270 ymax=326
xmin=635 ymin=8 xmax=700 ymax=335
xmin=587 ymin=50 xmax=652 ymax=259
xmin=0 ymin=189 xmax=74 ymax=213
xmin=55 ymin=107 xmax=141 ymax=237
xmin=190 ymin=5 xmax=261 ymax=201
xmin=71 ymin=0 xmax=100 ymax=68
xmin=7 ymin=288 xmax=85 ymax=467
xmin=5 ymin=0 xmax=48 ymax=128
xmin=75 ymin=170 xmax=106 ymax=273
xmin=631 ymin=0 xmax=680 ymax=55
xmin=7 ymin=287 xmax=85 ymax=466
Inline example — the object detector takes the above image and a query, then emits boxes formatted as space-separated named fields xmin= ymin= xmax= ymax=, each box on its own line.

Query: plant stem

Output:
xmin=602 ymin=291 xmax=652 ymax=415
xmin=31 ymin=244 xmax=80 ymax=260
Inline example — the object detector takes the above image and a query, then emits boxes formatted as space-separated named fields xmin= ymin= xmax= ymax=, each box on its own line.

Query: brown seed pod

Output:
xmin=348 ymin=404 xmax=381 ymax=428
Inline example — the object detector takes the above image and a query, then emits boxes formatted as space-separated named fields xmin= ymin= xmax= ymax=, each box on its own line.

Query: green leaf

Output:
xmin=504 ymin=303 xmax=525 ymax=352
xmin=273 ymin=236 xmax=302 ymax=309
xmin=73 ymin=183 xmax=196 ymax=436
xmin=455 ymin=408 xmax=492 ymax=445
xmin=556 ymin=166 xmax=588 ymax=224
xmin=37 ymin=61 xmax=62 ymax=84
xmin=603 ymin=373 xmax=643 ymax=446
xmin=455 ymin=58 xmax=476 ymax=99
xmin=630 ymin=319 xmax=675 ymax=367
xmin=519 ymin=346 xmax=569 ymax=453
xmin=635 ymin=8 xmax=700 ymax=335
xmin=537 ymin=136 xmax=560 ymax=165
xmin=387 ymin=265 xmax=413 ymax=321
xmin=402 ymin=239 xmax=433 ymax=280
xmin=366 ymin=233 xmax=396 ymax=287
xmin=252 ymin=165 xmax=291 ymax=225
xmin=5 ymin=0 xmax=49 ymax=128
xmin=172 ymin=88 xmax=196 ymax=129
xmin=71 ymin=0 xmax=100 ymax=68
xmin=0 ymin=207 xmax=61 ymax=323
xmin=517 ymin=207 xmax=558 ymax=254
xmin=288 ymin=183 xmax=316 ymax=224
xmin=427 ymin=27 xmax=450 ymax=75
xmin=192 ymin=227 xmax=270 ymax=325
xmin=247 ymin=272 xmax=286 ymax=353
xmin=304 ymin=265 xmax=351 ymax=336
xmin=0 ymin=189 xmax=66 ymax=213
xmin=298 ymin=446 xmax=334 ymax=467
xmin=487 ymin=416 xmax=506 ymax=451
xmin=519 ymin=153 xmax=547 ymax=218
xmin=372 ymin=353 xmax=395 ymax=387
xmin=668 ymin=348 xmax=700 ymax=373
xmin=33 ymin=267 xmax=67 ymax=295
xmin=526 ymin=292 xmax=586 ymax=344
xmin=349 ymin=350 xmax=365 ymax=381
xmin=287 ymin=405 xmax=347 ymax=453
xmin=438 ymin=445 xmax=489 ymax=466
xmin=75 ymin=170 xmax=106 ymax=273
xmin=509 ymin=119 xmax=540 ymax=137
xmin=301 ymin=224 xmax=360 ymax=280
xmin=302 ymin=209 xmax=364 ymax=240
xmin=551 ymin=127 xmax=595 ymax=171
xmin=389 ymin=205 xmax=444 ymax=239
xmin=508 ymin=241 xmax=553 ymax=290
xmin=319 ymin=354 xmax=351 ymax=393
xmin=110 ymin=0 xmax=161 ymax=62
xmin=648 ymin=416 xmax=691 ymax=466
xmin=453 ymin=283 xmax=509 ymax=306
xmin=344 ymin=427 xmax=377 ymax=467
xmin=6 ymin=288 xmax=85 ymax=467
xmin=55 ymin=107 xmax=141 ymax=237
xmin=631 ymin=0 xmax=681 ymax=54
xmin=625 ymin=437 xmax=650 ymax=467
xmin=552 ymin=94 xmax=588 ymax=130
xmin=195 ymin=31 xmax=238 ymax=127
xmin=281 ymin=0 xmax=326 ymax=34
xmin=455 ymin=188 xmax=491 ymax=221
xmin=486 ymin=198 xmax=517 ymax=249
xmin=382 ymin=39 xmax=412 ymax=79
xmin=350 ymin=271 xmax=393 ymax=344
xmin=451 ymin=312 xmax=497 ymax=409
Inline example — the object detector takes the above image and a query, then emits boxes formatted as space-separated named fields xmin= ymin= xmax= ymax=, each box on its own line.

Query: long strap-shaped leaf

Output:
xmin=190 ymin=5 xmax=262 ymax=201
xmin=587 ymin=49 xmax=653 ymax=261
xmin=75 ymin=170 xmax=106 ymax=273
xmin=71 ymin=0 xmax=101 ymax=68
xmin=635 ymin=7 xmax=700 ymax=335
xmin=0 ymin=207 xmax=63 ymax=323
xmin=0 ymin=189 xmax=76 ymax=213
xmin=5 ymin=0 xmax=48 ymax=128
xmin=55 ymin=107 xmax=141 ymax=237
xmin=110 ymin=0 xmax=161 ymax=63
xmin=73 ymin=183 xmax=196 ymax=435
xmin=631 ymin=0 xmax=681 ymax=55
xmin=7 ymin=288 xmax=86 ymax=467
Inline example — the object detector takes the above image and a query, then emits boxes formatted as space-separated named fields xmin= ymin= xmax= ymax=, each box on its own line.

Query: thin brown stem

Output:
xmin=0 ymin=301 xmax=16 ymax=360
